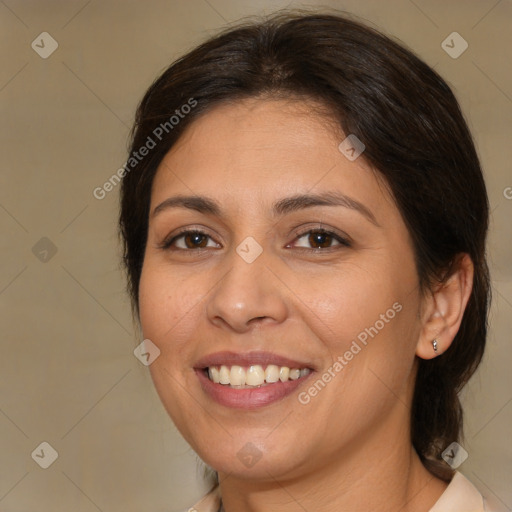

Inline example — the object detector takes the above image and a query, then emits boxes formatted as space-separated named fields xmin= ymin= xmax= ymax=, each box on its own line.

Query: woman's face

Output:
xmin=139 ymin=98 xmax=423 ymax=480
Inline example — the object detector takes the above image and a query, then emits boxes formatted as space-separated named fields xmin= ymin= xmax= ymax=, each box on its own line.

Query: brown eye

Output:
xmin=293 ymin=229 xmax=350 ymax=250
xmin=161 ymin=230 xmax=218 ymax=250
xmin=181 ymin=232 xmax=209 ymax=249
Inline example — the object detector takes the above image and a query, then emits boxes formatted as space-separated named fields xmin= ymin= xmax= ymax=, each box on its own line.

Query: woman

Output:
xmin=119 ymin=11 xmax=502 ymax=512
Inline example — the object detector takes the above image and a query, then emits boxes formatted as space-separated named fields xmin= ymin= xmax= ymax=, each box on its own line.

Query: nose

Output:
xmin=205 ymin=245 xmax=288 ymax=333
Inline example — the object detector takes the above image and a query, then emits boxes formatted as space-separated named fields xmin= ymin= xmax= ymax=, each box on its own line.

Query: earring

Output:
xmin=432 ymin=339 xmax=439 ymax=354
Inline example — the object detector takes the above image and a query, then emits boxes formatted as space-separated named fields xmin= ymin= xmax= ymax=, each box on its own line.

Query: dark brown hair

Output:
xmin=119 ymin=11 xmax=490 ymax=482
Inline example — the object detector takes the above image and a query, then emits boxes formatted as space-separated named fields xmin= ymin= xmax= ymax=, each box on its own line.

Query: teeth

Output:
xmin=230 ymin=365 xmax=246 ymax=386
xmin=219 ymin=365 xmax=230 ymax=384
xmin=289 ymin=369 xmax=300 ymax=380
xmin=206 ymin=364 xmax=311 ymax=387
xmin=246 ymin=365 xmax=265 ymax=386
xmin=208 ymin=367 xmax=220 ymax=383
xmin=265 ymin=364 xmax=280 ymax=383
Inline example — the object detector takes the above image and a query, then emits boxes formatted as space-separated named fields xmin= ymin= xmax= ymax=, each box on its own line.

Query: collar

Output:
xmin=428 ymin=471 xmax=485 ymax=512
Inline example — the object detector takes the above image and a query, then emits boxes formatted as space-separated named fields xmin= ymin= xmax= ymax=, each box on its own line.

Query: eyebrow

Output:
xmin=151 ymin=191 xmax=379 ymax=226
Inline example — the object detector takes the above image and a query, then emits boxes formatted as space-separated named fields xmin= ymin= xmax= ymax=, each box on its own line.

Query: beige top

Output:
xmin=183 ymin=471 xmax=507 ymax=512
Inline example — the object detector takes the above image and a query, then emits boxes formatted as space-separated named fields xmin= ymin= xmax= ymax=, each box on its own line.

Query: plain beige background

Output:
xmin=0 ymin=0 xmax=511 ymax=511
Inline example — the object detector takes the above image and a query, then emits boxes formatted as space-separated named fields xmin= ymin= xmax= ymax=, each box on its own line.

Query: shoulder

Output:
xmin=429 ymin=471 xmax=508 ymax=512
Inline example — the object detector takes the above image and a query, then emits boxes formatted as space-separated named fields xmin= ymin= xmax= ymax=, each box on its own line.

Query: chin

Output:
xmin=195 ymin=434 xmax=310 ymax=481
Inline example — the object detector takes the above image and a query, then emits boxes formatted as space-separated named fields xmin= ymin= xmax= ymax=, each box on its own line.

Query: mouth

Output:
xmin=193 ymin=351 xmax=316 ymax=409
xmin=202 ymin=364 xmax=312 ymax=388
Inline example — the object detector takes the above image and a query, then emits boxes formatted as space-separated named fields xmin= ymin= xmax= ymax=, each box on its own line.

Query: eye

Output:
xmin=160 ymin=229 xmax=219 ymax=251
xmin=291 ymin=228 xmax=351 ymax=251
xmin=159 ymin=226 xmax=351 ymax=253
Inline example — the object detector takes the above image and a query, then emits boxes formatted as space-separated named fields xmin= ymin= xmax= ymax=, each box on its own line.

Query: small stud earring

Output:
xmin=432 ymin=339 xmax=439 ymax=353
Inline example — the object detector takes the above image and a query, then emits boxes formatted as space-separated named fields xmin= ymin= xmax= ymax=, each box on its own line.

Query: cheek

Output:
xmin=138 ymin=264 xmax=204 ymax=431
xmin=300 ymin=262 xmax=420 ymax=399
xmin=298 ymin=299 xmax=419 ymax=451
xmin=138 ymin=269 xmax=170 ymax=342
xmin=138 ymin=264 xmax=201 ymax=363
xmin=300 ymin=264 xmax=405 ymax=344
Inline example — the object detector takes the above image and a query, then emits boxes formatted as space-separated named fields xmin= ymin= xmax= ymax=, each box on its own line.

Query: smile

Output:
xmin=206 ymin=364 xmax=311 ymax=387
xmin=195 ymin=365 xmax=315 ymax=409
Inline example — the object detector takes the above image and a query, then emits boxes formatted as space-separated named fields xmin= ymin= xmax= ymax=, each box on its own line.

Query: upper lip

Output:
xmin=194 ymin=351 xmax=315 ymax=370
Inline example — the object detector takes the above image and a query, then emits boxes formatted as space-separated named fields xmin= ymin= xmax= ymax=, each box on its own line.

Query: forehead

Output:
xmin=150 ymin=98 xmax=393 ymax=220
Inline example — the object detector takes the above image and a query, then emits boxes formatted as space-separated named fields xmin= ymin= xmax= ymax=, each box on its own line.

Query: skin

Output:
xmin=138 ymin=97 xmax=474 ymax=512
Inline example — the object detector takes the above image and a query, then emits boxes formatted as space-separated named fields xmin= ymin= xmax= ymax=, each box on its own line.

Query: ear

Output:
xmin=416 ymin=254 xmax=474 ymax=359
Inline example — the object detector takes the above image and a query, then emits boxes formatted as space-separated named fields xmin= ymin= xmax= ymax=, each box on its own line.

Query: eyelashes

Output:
xmin=292 ymin=227 xmax=351 ymax=250
xmin=158 ymin=226 xmax=351 ymax=254
xmin=160 ymin=229 xmax=216 ymax=251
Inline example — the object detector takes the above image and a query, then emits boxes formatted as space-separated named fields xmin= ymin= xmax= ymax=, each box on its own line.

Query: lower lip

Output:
xmin=195 ymin=369 xmax=314 ymax=409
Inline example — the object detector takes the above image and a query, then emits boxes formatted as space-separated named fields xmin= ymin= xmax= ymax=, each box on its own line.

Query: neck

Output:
xmin=217 ymin=401 xmax=449 ymax=512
